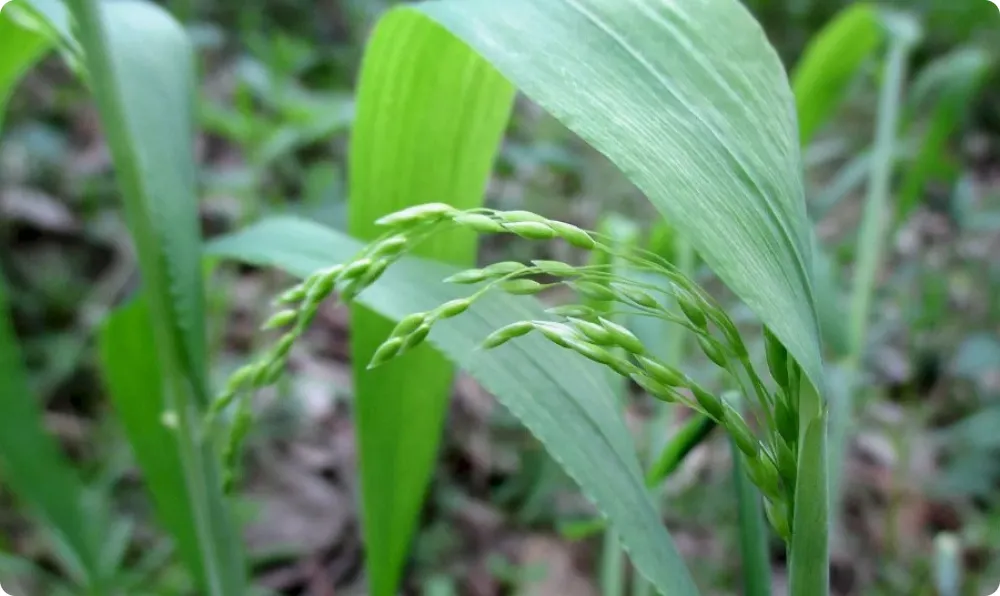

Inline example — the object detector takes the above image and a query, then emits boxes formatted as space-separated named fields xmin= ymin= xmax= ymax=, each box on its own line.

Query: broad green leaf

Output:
xmin=206 ymin=216 xmax=700 ymax=595
xmin=387 ymin=0 xmax=826 ymax=396
xmin=0 ymin=274 xmax=109 ymax=589
xmin=792 ymin=4 xmax=883 ymax=145
xmin=898 ymin=48 xmax=991 ymax=221
xmin=98 ymin=299 xmax=204 ymax=590
xmin=61 ymin=0 xmax=246 ymax=593
xmin=347 ymin=15 xmax=514 ymax=595
xmin=0 ymin=7 xmax=51 ymax=130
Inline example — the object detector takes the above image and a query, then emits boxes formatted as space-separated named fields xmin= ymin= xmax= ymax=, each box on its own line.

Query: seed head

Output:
xmin=722 ymin=404 xmax=759 ymax=458
xmin=565 ymin=338 xmax=621 ymax=368
xmin=616 ymin=286 xmax=660 ymax=309
xmin=270 ymin=333 xmax=296 ymax=361
xmin=764 ymin=327 xmax=789 ymax=389
xmin=549 ymin=221 xmax=596 ymax=249
xmin=775 ymin=393 xmax=798 ymax=445
xmin=499 ymin=279 xmax=550 ymax=295
xmin=435 ymin=298 xmax=472 ymax=319
xmin=371 ymin=236 xmax=409 ymax=259
xmin=697 ymin=336 xmax=729 ymax=368
xmin=764 ymin=499 xmax=791 ymax=541
xmin=305 ymin=267 xmax=340 ymax=304
xmin=391 ymin=312 xmax=428 ymax=338
xmin=745 ymin=454 xmax=783 ymax=502
xmin=598 ymin=317 xmax=645 ymax=355
xmin=368 ymin=337 xmax=405 ymax=369
xmin=504 ymin=221 xmax=557 ymax=240
xmin=444 ymin=268 xmax=490 ymax=284
xmin=262 ymin=309 xmax=298 ymax=330
xmin=568 ymin=318 xmax=614 ymax=345
xmin=402 ymin=324 xmax=433 ymax=351
xmin=453 ymin=213 xmax=505 ymax=233
xmin=275 ymin=284 xmax=307 ymax=305
xmin=630 ymin=373 xmax=679 ymax=403
xmin=375 ymin=202 xmax=456 ymax=227
xmin=676 ymin=290 xmax=708 ymax=329
xmin=692 ymin=385 xmax=725 ymax=420
xmin=340 ymin=258 xmax=373 ymax=282
xmin=532 ymin=260 xmax=580 ymax=277
xmin=497 ymin=210 xmax=551 ymax=224
xmin=572 ymin=281 xmax=617 ymax=303
xmin=775 ymin=437 xmax=797 ymax=486
xmin=635 ymin=355 xmax=687 ymax=387
xmin=481 ymin=321 xmax=535 ymax=349
xmin=546 ymin=304 xmax=598 ymax=319
xmin=534 ymin=322 xmax=576 ymax=349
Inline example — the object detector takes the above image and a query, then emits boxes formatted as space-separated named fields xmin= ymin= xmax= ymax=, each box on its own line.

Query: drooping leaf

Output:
xmin=792 ymin=3 xmax=883 ymax=145
xmin=0 ymin=274 xmax=109 ymax=589
xmin=347 ymin=15 xmax=514 ymax=594
xmin=98 ymin=299 xmax=204 ymax=589
xmin=207 ymin=216 xmax=701 ymax=595
xmin=59 ymin=0 xmax=246 ymax=592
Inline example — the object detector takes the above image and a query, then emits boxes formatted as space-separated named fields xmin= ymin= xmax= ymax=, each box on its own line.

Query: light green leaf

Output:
xmin=347 ymin=14 xmax=514 ymax=594
xmin=789 ymin=411 xmax=829 ymax=595
xmin=395 ymin=0 xmax=825 ymax=395
xmin=0 ymin=7 xmax=51 ymax=130
xmin=792 ymin=3 xmax=883 ymax=145
xmin=60 ymin=0 xmax=246 ymax=593
xmin=98 ymin=299 xmax=205 ymax=590
xmin=207 ymin=216 xmax=701 ymax=595
xmin=0 ymin=274 xmax=110 ymax=589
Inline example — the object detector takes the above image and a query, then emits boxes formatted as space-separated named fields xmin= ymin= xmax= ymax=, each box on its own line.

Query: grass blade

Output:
xmin=831 ymin=13 xmax=921 ymax=509
xmin=98 ymin=299 xmax=206 ymax=590
xmin=789 ymin=406 xmax=828 ymax=596
xmin=791 ymin=3 xmax=883 ymax=145
xmin=732 ymin=442 xmax=770 ymax=596
xmin=0 ymin=274 xmax=110 ymax=590
xmin=208 ymin=216 xmax=702 ymax=595
xmin=897 ymin=48 xmax=992 ymax=221
xmin=61 ymin=1 xmax=247 ymax=592
xmin=348 ymin=14 xmax=514 ymax=594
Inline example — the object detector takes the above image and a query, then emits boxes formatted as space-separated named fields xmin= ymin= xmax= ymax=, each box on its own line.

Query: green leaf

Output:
xmin=898 ymin=48 xmax=991 ymax=221
xmin=792 ymin=3 xmax=883 ymax=145
xmin=789 ymin=410 xmax=829 ymax=596
xmin=60 ymin=0 xmax=246 ymax=593
xmin=347 ymin=13 xmax=514 ymax=594
xmin=207 ymin=216 xmax=701 ymax=595
xmin=98 ymin=299 xmax=204 ymax=590
xmin=0 ymin=274 xmax=110 ymax=589
xmin=0 ymin=7 xmax=52 ymax=130
xmin=397 ymin=0 xmax=825 ymax=395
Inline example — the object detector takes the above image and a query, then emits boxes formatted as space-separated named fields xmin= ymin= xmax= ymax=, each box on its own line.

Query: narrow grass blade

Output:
xmin=731 ymin=443 xmax=770 ymax=596
xmin=348 ymin=15 xmax=514 ymax=595
xmin=61 ymin=1 xmax=247 ymax=592
xmin=0 ymin=275 xmax=109 ymax=590
xmin=208 ymin=217 xmax=701 ymax=595
xmin=0 ymin=8 xmax=51 ymax=130
xmin=791 ymin=3 xmax=883 ymax=145
xmin=98 ymin=299 xmax=205 ymax=590
xmin=897 ymin=48 xmax=991 ymax=221
xmin=832 ymin=14 xmax=921 ymax=510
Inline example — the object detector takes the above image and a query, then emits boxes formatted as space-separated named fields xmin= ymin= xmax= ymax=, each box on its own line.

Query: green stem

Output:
xmin=832 ymin=14 xmax=919 ymax=521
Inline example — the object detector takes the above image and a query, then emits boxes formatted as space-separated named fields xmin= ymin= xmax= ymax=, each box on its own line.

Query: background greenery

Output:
xmin=1 ymin=0 xmax=999 ymax=594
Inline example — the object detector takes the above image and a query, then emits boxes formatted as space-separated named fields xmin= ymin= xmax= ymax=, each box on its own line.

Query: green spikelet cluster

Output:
xmin=214 ymin=204 xmax=805 ymax=541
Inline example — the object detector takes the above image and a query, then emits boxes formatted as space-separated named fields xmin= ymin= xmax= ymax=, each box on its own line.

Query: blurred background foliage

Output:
xmin=2 ymin=0 xmax=1000 ymax=594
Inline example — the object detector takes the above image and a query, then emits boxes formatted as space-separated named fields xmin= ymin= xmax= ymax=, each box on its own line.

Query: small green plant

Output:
xmin=215 ymin=204 xmax=808 ymax=545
